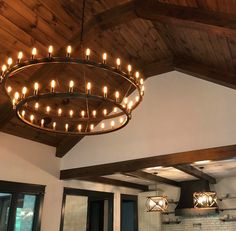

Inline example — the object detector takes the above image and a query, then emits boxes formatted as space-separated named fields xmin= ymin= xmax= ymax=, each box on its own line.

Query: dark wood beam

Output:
xmin=174 ymin=59 xmax=236 ymax=90
xmin=81 ymin=176 xmax=148 ymax=191
xmin=134 ymin=0 xmax=236 ymax=37
xmin=125 ymin=170 xmax=180 ymax=187
xmin=60 ymin=145 xmax=236 ymax=179
xmin=174 ymin=164 xmax=216 ymax=184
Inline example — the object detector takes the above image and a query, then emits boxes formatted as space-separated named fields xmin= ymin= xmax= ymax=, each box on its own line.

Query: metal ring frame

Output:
xmin=1 ymin=57 xmax=144 ymax=135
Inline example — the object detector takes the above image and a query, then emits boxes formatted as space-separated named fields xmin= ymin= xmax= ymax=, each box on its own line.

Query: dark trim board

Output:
xmin=60 ymin=145 xmax=236 ymax=180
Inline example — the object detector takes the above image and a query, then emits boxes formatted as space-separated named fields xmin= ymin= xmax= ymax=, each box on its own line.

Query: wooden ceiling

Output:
xmin=1 ymin=0 xmax=236 ymax=157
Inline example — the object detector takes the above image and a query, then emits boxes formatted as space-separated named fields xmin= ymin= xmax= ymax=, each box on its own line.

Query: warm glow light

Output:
xmin=103 ymin=86 xmax=108 ymax=97
xmin=86 ymin=48 xmax=91 ymax=59
xmin=194 ymin=160 xmax=211 ymax=165
xmin=87 ymin=82 xmax=91 ymax=93
xmin=32 ymin=48 xmax=37 ymax=57
xmin=2 ymin=64 xmax=7 ymax=73
xmin=18 ymin=51 xmax=23 ymax=61
xmin=127 ymin=64 xmax=132 ymax=74
xmin=46 ymin=106 xmax=51 ymax=113
xmin=51 ymin=80 xmax=56 ymax=91
xmin=65 ymin=123 xmax=69 ymax=132
xmin=115 ymin=91 xmax=119 ymax=100
xmin=34 ymin=82 xmax=39 ymax=91
xmin=119 ymin=117 xmax=124 ymax=124
xmin=81 ymin=110 xmax=85 ymax=118
xmin=48 ymin=45 xmax=53 ymax=55
xmin=14 ymin=92 xmax=20 ymax=100
xmin=35 ymin=102 xmax=39 ymax=110
xmin=193 ymin=192 xmax=217 ymax=208
xmin=69 ymin=80 xmax=74 ymax=92
xmin=103 ymin=53 xmax=107 ymax=63
xmin=135 ymin=96 xmax=140 ymax=102
xmin=53 ymin=122 xmax=56 ymax=130
xmin=90 ymin=124 xmax=94 ymax=131
xmin=67 ymin=45 xmax=72 ymax=56
xmin=30 ymin=115 xmax=34 ymax=123
xmin=7 ymin=58 xmax=13 ymax=66
xmin=135 ymin=71 xmax=140 ymax=79
xmin=124 ymin=97 xmax=128 ymax=105
xmin=69 ymin=110 xmax=74 ymax=117
xmin=113 ymin=107 xmax=118 ymax=113
xmin=146 ymin=196 xmax=168 ymax=212
xmin=58 ymin=108 xmax=62 ymax=116
xmin=7 ymin=86 xmax=12 ymax=93
xmin=128 ymin=100 xmax=133 ymax=110
xmin=101 ymin=123 xmax=105 ymax=129
xmin=103 ymin=109 xmax=107 ymax=116
xmin=111 ymin=120 xmax=115 ymax=127
xmin=92 ymin=110 xmax=96 ymax=117
xmin=22 ymin=87 xmax=27 ymax=97
xmin=21 ymin=110 xmax=25 ymax=117
xmin=140 ymin=78 xmax=144 ymax=85
xmin=41 ymin=119 xmax=44 ymax=127
xmin=116 ymin=58 xmax=121 ymax=68
xmin=78 ymin=124 xmax=82 ymax=132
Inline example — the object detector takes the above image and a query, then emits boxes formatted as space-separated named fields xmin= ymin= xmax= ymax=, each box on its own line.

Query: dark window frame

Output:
xmin=120 ymin=194 xmax=138 ymax=231
xmin=0 ymin=180 xmax=45 ymax=231
xmin=60 ymin=187 xmax=114 ymax=231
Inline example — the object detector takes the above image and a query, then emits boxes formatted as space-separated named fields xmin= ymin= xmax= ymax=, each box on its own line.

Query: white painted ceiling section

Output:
xmin=61 ymin=71 xmax=236 ymax=170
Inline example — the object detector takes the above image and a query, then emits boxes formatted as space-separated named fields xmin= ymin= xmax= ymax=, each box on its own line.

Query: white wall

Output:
xmin=62 ymin=71 xmax=236 ymax=169
xmin=0 ymin=132 xmax=139 ymax=231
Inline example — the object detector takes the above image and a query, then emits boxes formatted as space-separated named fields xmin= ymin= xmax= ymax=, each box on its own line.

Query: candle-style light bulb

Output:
xmin=51 ymin=80 xmax=56 ymax=92
xmin=135 ymin=71 xmax=140 ymax=79
xmin=2 ymin=64 xmax=7 ymax=73
xmin=140 ymin=78 xmax=144 ymax=85
xmin=22 ymin=86 xmax=27 ymax=98
xmin=12 ymin=99 xmax=16 ymax=108
xmin=124 ymin=97 xmax=128 ymax=105
xmin=7 ymin=58 xmax=13 ymax=67
xmin=102 ymin=53 xmax=107 ymax=64
xmin=120 ymin=117 xmax=124 ymax=124
xmin=86 ymin=48 xmax=90 ymax=60
xmin=128 ymin=100 xmax=133 ymax=110
xmin=32 ymin=47 xmax=37 ymax=59
xmin=116 ymin=58 xmax=121 ymax=69
xmin=34 ymin=82 xmax=39 ymax=95
xmin=135 ymin=96 xmax=140 ymax=102
xmin=113 ymin=107 xmax=118 ymax=113
xmin=46 ymin=106 xmax=51 ymax=113
xmin=7 ymin=86 xmax=12 ymax=93
xmin=35 ymin=102 xmax=39 ymax=110
xmin=90 ymin=124 xmax=94 ymax=131
xmin=115 ymin=91 xmax=119 ymax=102
xmin=141 ymin=85 xmax=145 ymax=92
xmin=81 ymin=110 xmax=85 ymax=118
xmin=30 ymin=115 xmax=34 ymax=123
xmin=111 ymin=120 xmax=115 ymax=128
xmin=92 ymin=110 xmax=96 ymax=118
xmin=18 ymin=51 xmax=23 ymax=62
xmin=48 ymin=45 xmax=53 ymax=57
xmin=127 ymin=64 xmax=132 ymax=74
xmin=78 ymin=124 xmax=82 ymax=132
xmin=21 ymin=110 xmax=25 ymax=118
xmin=67 ymin=45 xmax=72 ymax=57
xmin=69 ymin=80 xmax=74 ymax=93
xmin=65 ymin=123 xmax=69 ymax=132
xmin=58 ymin=108 xmax=62 ymax=116
xmin=103 ymin=86 xmax=108 ymax=98
xmin=87 ymin=82 xmax=91 ymax=94
xmin=53 ymin=122 xmax=56 ymax=130
xmin=14 ymin=92 xmax=20 ymax=101
xmin=101 ymin=123 xmax=105 ymax=129
xmin=103 ymin=109 xmax=107 ymax=116
xmin=69 ymin=110 xmax=74 ymax=118
xmin=41 ymin=119 xmax=45 ymax=127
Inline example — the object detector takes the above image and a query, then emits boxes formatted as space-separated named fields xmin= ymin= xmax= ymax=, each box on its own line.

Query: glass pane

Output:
xmin=63 ymin=195 xmax=88 ymax=231
xmin=14 ymin=194 xmax=36 ymax=231
xmin=0 ymin=193 xmax=12 ymax=231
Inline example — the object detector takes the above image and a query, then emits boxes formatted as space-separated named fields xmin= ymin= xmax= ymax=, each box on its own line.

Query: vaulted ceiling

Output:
xmin=1 ymin=0 xmax=236 ymax=157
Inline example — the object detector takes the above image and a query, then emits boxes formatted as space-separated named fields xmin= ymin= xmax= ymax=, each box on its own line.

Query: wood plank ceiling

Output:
xmin=0 ymin=0 xmax=236 ymax=157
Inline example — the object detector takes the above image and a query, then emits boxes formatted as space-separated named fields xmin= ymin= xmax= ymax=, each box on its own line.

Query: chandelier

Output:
xmin=193 ymin=192 xmax=218 ymax=208
xmin=0 ymin=1 xmax=145 ymax=136
xmin=146 ymin=196 xmax=169 ymax=212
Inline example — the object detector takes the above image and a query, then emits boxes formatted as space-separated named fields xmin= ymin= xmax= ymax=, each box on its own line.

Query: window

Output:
xmin=0 ymin=181 xmax=45 ymax=231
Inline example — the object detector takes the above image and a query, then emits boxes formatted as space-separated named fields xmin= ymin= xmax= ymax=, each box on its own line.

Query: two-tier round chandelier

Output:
xmin=0 ymin=1 xmax=145 ymax=136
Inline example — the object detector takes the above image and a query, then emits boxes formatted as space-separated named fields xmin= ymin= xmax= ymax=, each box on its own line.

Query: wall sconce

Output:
xmin=193 ymin=192 xmax=218 ymax=208
xmin=146 ymin=196 xmax=168 ymax=212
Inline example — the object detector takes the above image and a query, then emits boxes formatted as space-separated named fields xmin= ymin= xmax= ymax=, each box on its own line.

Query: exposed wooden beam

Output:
xmin=134 ymin=0 xmax=236 ymax=37
xmin=81 ymin=176 xmax=148 ymax=191
xmin=125 ymin=170 xmax=180 ymax=187
xmin=174 ymin=164 xmax=216 ymax=184
xmin=60 ymin=145 xmax=236 ymax=179
xmin=174 ymin=59 xmax=236 ymax=90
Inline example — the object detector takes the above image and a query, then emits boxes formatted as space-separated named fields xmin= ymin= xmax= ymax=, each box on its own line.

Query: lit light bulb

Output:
xmin=53 ymin=122 xmax=56 ymax=130
xmin=35 ymin=102 xmax=39 ymax=110
xmin=124 ymin=97 xmax=128 ymax=105
xmin=87 ymin=82 xmax=91 ymax=94
xmin=111 ymin=121 xmax=115 ymax=127
xmin=135 ymin=71 xmax=140 ymax=79
xmin=92 ymin=110 xmax=96 ymax=117
xmin=102 ymin=53 xmax=107 ymax=64
xmin=2 ymin=64 xmax=7 ymax=73
xmin=41 ymin=119 xmax=45 ymax=127
xmin=30 ymin=115 xmax=34 ymax=123
xmin=18 ymin=51 xmax=23 ymax=62
xmin=51 ymin=80 xmax=56 ymax=92
xmin=90 ymin=124 xmax=94 ymax=131
xmin=34 ymin=82 xmax=39 ymax=95
xmin=103 ymin=109 xmax=107 ymax=116
xmin=7 ymin=86 xmax=12 ymax=93
xmin=120 ymin=117 xmax=124 ymax=124
xmin=65 ymin=123 xmax=69 ymax=132
xmin=135 ymin=96 xmax=140 ymax=102
xmin=32 ymin=47 xmax=37 ymax=59
xmin=101 ymin=123 xmax=105 ymax=129
xmin=78 ymin=124 xmax=82 ymax=132
xmin=58 ymin=108 xmax=62 ymax=116
xmin=21 ymin=110 xmax=25 ymax=117
xmin=113 ymin=107 xmax=118 ymax=113
xmin=103 ymin=86 xmax=108 ymax=97
xmin=14 ymin=92 xmax=20 ymax=100
xmin=69 ymin=80 xmax=74 ymax=92
xmin=128 ymin=100 xmax=133 ymax=110
xmin=22 ymin=86 xmax=27 ymax=97
xmin=127 ymin=64 xmax=132 ymax=74
xmin=67 ymin=45 xmax=72 ymax=57
xmin=46 ymin=106 xmax=51 ymax=113
xmin=115 ymin=91 xmax=119 ymax=101
xmin=12 ymin=99 xmax=16 ymax=108
xmin=48 ymin=45 xmax=53 ymax=57
xmin=116 ymin=58 xmax=121 ymax=68
xmin=81 ymin=110 xmax=85 ymax=118
xmin=141 ymin=85 xmax=145 ymax=92
xmin=86 ymin=48 xmax=90 ymax=60
xmin=7 ymin=58 xmax=13 ymax=67
xmin=140 ymin=78 xmax=144 ymax=85
xmin=69 ymin=110 xmax=74 ymax=118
